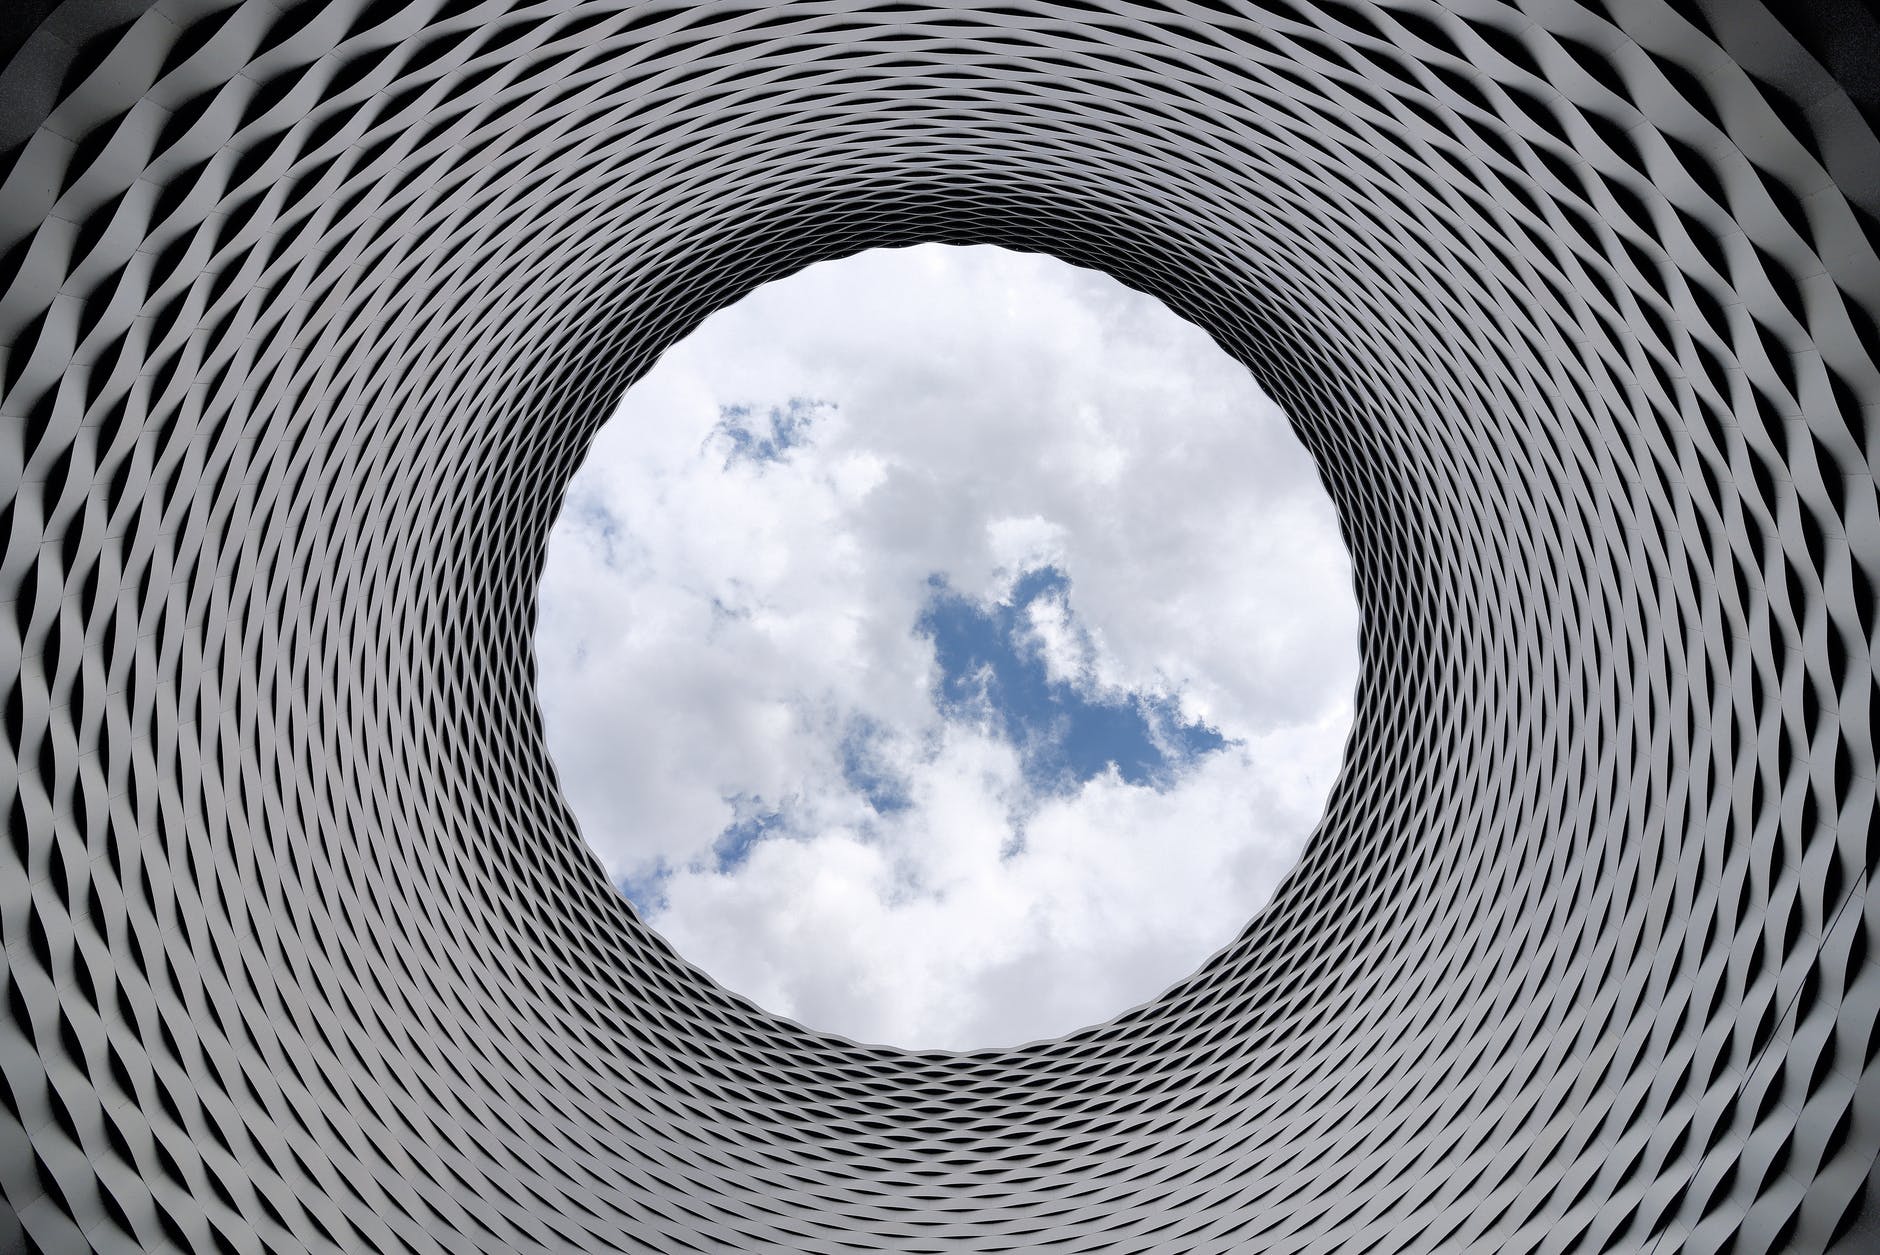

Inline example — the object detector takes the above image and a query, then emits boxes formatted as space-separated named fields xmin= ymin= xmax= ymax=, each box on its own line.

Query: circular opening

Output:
xmin=536 ymin=244 xmax=1360 ymax=1049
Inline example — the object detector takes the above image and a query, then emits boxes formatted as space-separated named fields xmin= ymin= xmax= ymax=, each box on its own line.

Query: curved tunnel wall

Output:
xmin=2 ymin=2 xmax=1878 ymax=1251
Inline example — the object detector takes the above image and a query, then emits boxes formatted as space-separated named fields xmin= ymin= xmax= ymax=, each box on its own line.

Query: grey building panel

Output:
xmin=0 ymin=0 xmax=1876 ymax=1252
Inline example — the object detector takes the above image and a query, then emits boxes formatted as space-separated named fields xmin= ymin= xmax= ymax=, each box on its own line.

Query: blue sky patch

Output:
xmin=618 ymin=797 xmax=787 ymax=916
xmin=917 ymin=566 xmax=1227 ymax=794
xmin=712 ymin=799 xmax=789 ymax=872
xmin=617 ymin=863 xmax=671 ymax=917
xmin=713 ymin=397 xmax=828 ymax=467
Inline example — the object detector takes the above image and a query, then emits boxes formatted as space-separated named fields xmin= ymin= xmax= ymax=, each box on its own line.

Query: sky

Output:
xmin=534 ymin=244 xmax=1359 ymax=1050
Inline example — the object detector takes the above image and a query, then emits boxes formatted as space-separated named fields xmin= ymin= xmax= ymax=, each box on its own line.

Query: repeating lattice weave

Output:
xmin=3 ymin=1 xmax=1878 ymax=1251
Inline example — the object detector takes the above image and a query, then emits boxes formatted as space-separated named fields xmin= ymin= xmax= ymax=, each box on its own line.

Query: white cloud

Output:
xmin=535 ymin=244 xmax=1359 ymax=1049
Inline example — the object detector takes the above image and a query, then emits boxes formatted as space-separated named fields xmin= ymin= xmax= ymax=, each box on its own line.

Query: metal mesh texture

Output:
xmin=2 ymin=1 xmax=1878 ymax=1251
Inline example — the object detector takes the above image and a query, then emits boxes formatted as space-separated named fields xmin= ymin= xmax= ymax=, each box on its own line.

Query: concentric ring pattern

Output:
xmin=3 ymin=2 xmax=1878 ymax=1251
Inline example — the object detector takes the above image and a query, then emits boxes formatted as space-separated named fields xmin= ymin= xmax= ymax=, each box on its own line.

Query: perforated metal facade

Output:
xmin=3 ymin=1 xmax=1878 ymax=1251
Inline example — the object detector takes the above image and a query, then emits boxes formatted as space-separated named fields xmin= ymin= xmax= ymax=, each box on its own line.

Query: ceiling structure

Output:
xmin=2 ymin=1 xmax=1877 ymax=1251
